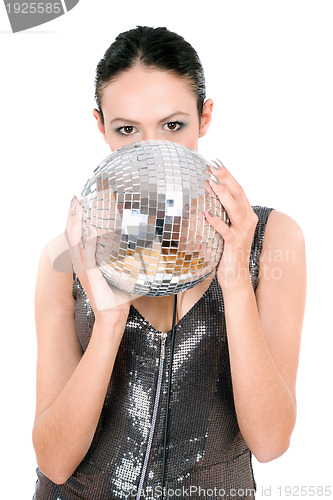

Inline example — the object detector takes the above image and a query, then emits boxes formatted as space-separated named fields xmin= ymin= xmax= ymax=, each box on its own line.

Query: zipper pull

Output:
xmin=161 ymin=332 xmax=168 ymax=360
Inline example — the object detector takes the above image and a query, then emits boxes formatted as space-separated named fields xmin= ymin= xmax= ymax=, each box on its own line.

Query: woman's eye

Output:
xmin=116 ymin=126 xmax=136 ymax=136
xmin=163 ymin=121 xmax=183 ymax=132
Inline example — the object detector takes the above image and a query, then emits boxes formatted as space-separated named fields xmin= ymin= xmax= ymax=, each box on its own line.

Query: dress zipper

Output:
xmin=136 ymin=331 xmax=168 ymax=500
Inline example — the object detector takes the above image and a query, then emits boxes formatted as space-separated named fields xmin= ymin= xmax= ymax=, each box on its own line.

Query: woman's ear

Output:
xmin=92 ymin=108 xmax=107 ymax=142
xmin=199 ymin=99 xmax=214 ymax=138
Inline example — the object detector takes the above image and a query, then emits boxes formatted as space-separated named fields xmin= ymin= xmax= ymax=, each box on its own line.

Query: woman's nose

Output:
xmin=142 ymin=132 xmax=159 ymax=142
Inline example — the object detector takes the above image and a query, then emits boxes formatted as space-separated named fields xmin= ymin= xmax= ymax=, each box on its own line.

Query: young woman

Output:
xmin=32 ymin=26 xmax=306 ymax=499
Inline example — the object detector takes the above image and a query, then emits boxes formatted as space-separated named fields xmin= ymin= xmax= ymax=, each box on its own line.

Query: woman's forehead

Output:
xmin=100 ymin=66 xmax=197 ymax=119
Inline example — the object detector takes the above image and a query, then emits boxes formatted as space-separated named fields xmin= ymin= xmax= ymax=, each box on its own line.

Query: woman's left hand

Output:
xmin=204 ymin=162 xmax=258 ymax=290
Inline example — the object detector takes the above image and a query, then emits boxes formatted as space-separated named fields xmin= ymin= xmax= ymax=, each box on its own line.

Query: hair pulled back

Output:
xmin=95 ymin=26 xmax=206 ymax=125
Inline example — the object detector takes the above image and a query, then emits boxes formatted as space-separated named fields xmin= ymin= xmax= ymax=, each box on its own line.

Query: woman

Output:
xmin=32 ymin=26 xmax=306 ymax=499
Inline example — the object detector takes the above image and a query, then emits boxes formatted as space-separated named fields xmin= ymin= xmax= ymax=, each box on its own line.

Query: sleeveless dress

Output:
xmin=33 ymin=205 xmax=274 ymax=500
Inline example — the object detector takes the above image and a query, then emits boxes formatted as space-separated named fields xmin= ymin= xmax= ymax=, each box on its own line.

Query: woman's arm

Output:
xmin=223 ymin=211 xmax=305 ymax=462
xmin=32 ymin=247 xmax=128 ymax=484
xmin=205 ymin=166 xmax=306 ymax=463
xmin=32 ymin=199 xmax=132 ymax=484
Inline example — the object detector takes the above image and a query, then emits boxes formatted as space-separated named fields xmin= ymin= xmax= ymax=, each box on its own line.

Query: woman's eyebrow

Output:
xmin=158 ymin=112 xmax=190 ymax=123
xmin=109 ymin=117 xmax=141 ymax=126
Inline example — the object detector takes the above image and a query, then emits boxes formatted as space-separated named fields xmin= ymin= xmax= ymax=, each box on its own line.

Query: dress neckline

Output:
xmin=129 ymin=273 xmax=217 ymax=335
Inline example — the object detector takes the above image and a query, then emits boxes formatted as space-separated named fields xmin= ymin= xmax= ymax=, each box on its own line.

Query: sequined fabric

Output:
xmin=33 ymin=206 xmax=274 ymax=500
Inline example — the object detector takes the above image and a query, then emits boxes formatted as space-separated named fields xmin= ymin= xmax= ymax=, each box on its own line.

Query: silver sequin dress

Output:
xmin=33 ymin=205 xmax=274 ymax=500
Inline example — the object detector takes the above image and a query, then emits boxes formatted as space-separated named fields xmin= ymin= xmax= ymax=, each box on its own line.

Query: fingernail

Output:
xmin=212 ymin=159 xmax=225 ymax=169
xmin=206 ymin=209 xmax=215 ymax=217
xmin=210 ymin=174 xmax=220 ymax=185
xmin=71 ymin=202 xmax=79 ymax=215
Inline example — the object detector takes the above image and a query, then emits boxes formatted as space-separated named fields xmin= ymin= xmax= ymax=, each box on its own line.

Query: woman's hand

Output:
xmin=65 ymin=196 xmax=134 ymax=324
xmin=204 ymin=163 xmax=258 ymax=290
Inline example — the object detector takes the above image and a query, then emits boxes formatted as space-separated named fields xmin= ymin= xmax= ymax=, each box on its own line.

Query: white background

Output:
xmin=1 ymin=1 xmax=332 ymax=498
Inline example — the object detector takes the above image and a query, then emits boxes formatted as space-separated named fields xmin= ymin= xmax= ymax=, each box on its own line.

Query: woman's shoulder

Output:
xmin=256 ymin=208 xmax=305 ymax=264
xmin=252 ymin=206 xmax=304 ymax=239
xmin=262 ymin=209 xmax=304 ymax=243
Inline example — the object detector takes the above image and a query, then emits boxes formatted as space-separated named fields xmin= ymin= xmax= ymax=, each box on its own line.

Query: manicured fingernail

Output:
xmin=211 ymin=161 xmax=225 ymax=173
xmin=71 ymin=202 xmax=79 ymax=215
xmin=88 ymin=224 xmax=96 ymax=237
xmin=210 ymin=174 xmax=220 ymax=184
xmin=206 ymin=209 xmax=215 ymax=217
xmin=212 ymin=159 xmax=225 ymax=169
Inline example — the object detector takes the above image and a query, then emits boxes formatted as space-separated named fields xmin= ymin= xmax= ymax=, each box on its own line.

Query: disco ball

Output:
xmin=80 ymin=140 xmax=228 ymax=296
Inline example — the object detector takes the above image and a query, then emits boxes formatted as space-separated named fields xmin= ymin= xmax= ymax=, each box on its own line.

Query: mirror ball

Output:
xmin=80 ymin=140 xmax=228 ymax=296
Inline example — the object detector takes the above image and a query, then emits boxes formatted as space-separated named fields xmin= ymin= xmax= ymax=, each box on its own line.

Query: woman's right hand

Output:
xmin=65 ymin=196 xmax=133 ymax=325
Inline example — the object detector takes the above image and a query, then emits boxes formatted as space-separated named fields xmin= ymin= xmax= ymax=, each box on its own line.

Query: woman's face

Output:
xmin=93 ymin=65 xmax=213 ymax=152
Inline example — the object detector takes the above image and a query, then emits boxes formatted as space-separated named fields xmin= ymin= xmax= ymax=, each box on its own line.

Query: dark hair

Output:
xmin=95 ymin=26 xmax=206 ymax=125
